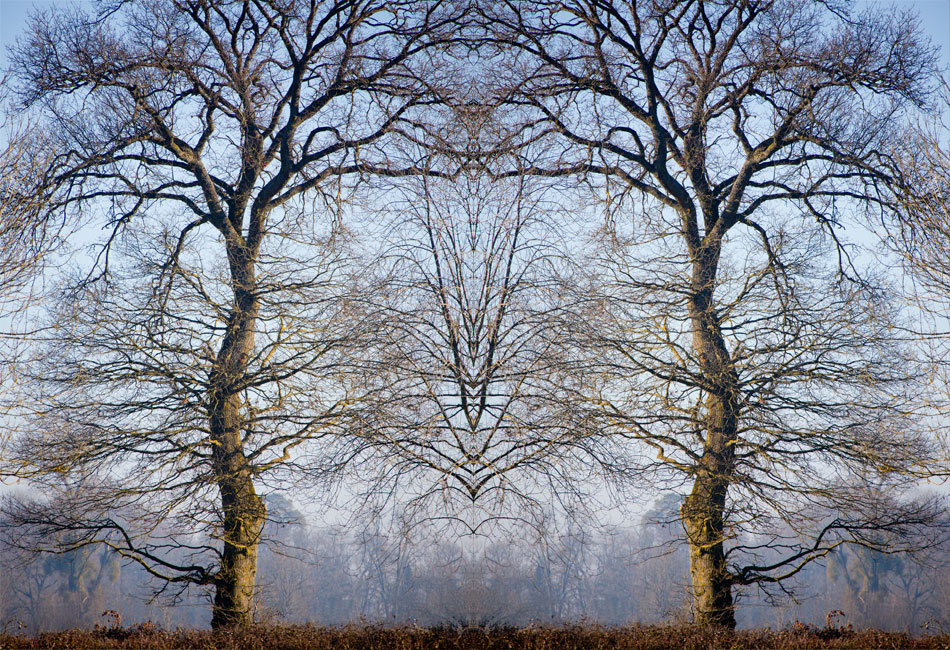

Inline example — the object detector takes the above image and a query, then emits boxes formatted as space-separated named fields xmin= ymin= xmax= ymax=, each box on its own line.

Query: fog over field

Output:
xmin=3 ymin=491 xmax=950 ymax=633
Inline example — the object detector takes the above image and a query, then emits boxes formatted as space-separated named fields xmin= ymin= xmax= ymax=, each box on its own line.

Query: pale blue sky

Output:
xmin=861 ymin=0 xmax=950 ymax=66
xmin=2 ymin=0 xmax=949 ymax=66
xmin=1 ymin=1 xmax=83 ymax=70
xmin=1 ymin=0 xmax=64 ymax=52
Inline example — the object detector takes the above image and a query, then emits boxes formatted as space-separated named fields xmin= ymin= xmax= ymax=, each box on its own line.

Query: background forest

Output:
xmin=3 ymin=492 xmax=950 ymax=634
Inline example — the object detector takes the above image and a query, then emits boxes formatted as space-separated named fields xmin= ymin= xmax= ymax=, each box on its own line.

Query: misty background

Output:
xmin=2 ymin=489 xmax=949 ymax=633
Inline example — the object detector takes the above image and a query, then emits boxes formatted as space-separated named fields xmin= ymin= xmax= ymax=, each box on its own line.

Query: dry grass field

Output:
xmin=3 ymin=622 xmax=950 ymax=650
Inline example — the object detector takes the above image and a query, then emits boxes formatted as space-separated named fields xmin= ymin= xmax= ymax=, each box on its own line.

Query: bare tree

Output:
xmin=0 ymin=0 xmax=454 ymax=628
xmin=0 ymin=92 xmax=62 ymax=397
xmin=353 ymin=143 xmax=604 ymax=536
xmin=0 ymin=132 xmax=49 ymax=305
xmin=890 ymin=91 xmax=950 ymax=309
xmin=487 ymin=0 xmax=944 ymax=627
xmin=888 ymin=93 xmax=950 ymax=470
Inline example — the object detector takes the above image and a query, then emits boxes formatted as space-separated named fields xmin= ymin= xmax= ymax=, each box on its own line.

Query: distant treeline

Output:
xmin=3 ymin=493 xmax=948 ymax=635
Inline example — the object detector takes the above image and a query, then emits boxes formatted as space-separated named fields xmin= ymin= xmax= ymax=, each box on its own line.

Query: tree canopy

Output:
xmin=0 ymin=0 xmax=947 ymax=631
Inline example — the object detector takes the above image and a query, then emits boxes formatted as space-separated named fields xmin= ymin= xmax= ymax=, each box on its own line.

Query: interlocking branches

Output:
xmin=1 ymin=0 xmax=460 ymax=628
xmin=485 ymin=0 xmax=943 ymax=627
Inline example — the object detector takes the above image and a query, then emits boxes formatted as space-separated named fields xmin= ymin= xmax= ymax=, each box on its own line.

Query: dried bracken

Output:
xmin=3 ymin=622 xmax=950 ymax=650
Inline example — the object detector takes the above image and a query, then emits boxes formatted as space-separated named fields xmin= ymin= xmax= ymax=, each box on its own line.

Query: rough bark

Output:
xmin=208 ymin=236 xmax=266 ymax=629
xmin=682 ymin=428 xmax=736 ymax=629
xmin=209 ymin=388 xmax=266 ymax=628
xmin=681 ymin=236 xmax=739 ymax=629
xmin=210 ymin=438 xmax=265 ymax=629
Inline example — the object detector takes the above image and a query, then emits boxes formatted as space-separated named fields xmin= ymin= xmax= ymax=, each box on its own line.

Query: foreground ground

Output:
xmin=3 ymin=623 xmax=950 ymax=650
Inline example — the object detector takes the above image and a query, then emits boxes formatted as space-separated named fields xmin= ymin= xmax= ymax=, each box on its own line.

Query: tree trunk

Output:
xmin=211 ymin=431 xmax=265 ymax=629
xmin=208 ymin=380 xmax=266 ymax=628
xmin=208 ymin=236 xmax=265 ymax=629
xmin=683 ymin=237 xmax=739 ymax=629
xmin=682 ymin=446 xmax=735 ymax=629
